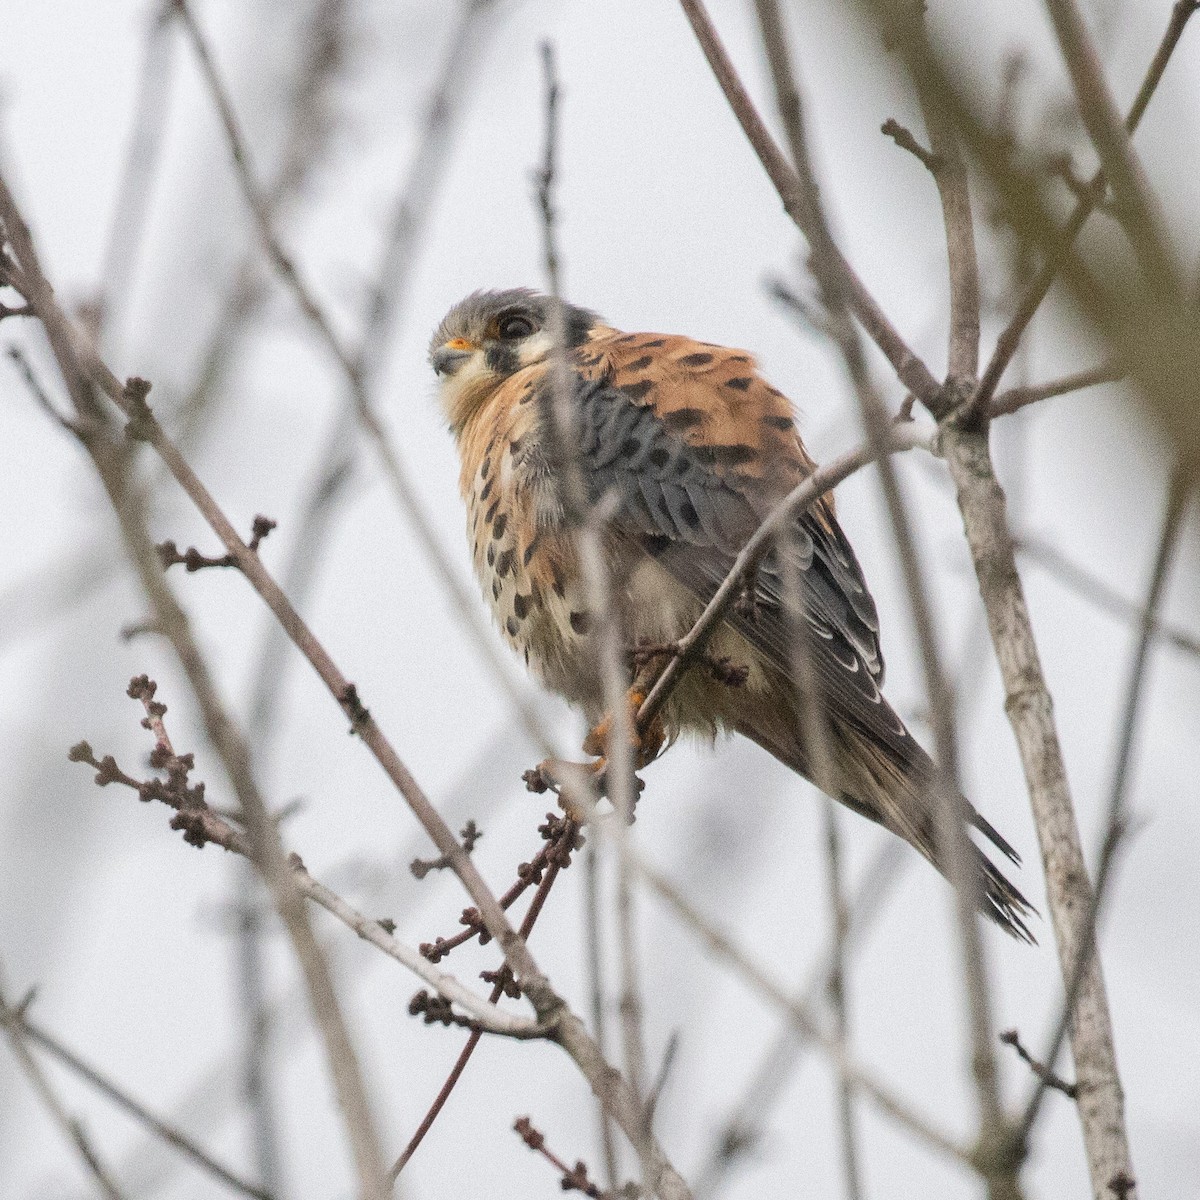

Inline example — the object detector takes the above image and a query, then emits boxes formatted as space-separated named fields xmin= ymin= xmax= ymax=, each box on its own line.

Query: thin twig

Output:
xmin=0 ymin=997 xmax=273 ymax=1200
xmin=989 ymin=361 xmax=1124 ymax=418
xmin=1041 ymin=0 xmax=1178 ymax=293
xmin=514 ymin=1116 xmax=606 ymax=1198
xmin=390 ymin=819 xmax=578 ymax=1178
xmin=535 ymin=40 xmax=651 ymax=1176
xmin=967 ymin=0 xmax=1199 ymax=417
xmin=637 ymin=853 xmax=970 ymax=1166
xmin=1000 ymin=1030 xmax=1077 ymax=1100
xmin=89 ymin=0 xmax=175 ymax=346
xmin=636 ymin=423 xmax=929 ymax=734
xmin=889 ymin=12 xmax=1016 ymax=1186
xmin=584 ymin=841 xmax=620 ymax=1190
xmin=70 ymin=720 xmax=542 ymax=1041
xmin=881 ymin=117 xmax=943 ymax=173
xmin=1015 ymin=537 xmax=1200 ymax=663
xmin=676 ymin=0 xmax=940 ymax=407
xmin=0 ymin=980 xmax=126 ymax=1200
xmin=691 ymin=841 xmax=907 ymax=1197
xmin=822 ymin=803 xmax=864 ymax=1200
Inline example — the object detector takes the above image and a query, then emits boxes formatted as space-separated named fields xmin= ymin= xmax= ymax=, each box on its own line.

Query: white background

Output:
xmin=1 ymin=2 xmax=1198 ymax=1198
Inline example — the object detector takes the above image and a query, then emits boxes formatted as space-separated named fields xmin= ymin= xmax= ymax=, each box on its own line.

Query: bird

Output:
xmin=429 ymin=287 xmax=1034 ymax=940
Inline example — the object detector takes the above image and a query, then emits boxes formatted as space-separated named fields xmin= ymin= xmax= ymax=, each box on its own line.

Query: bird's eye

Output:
xmin=497 ymin=313 xmax=535 ymax=340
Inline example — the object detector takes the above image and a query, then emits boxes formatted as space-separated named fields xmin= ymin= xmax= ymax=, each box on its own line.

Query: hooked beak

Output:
xmin=431 ymin=339 xmax=475 ymax=377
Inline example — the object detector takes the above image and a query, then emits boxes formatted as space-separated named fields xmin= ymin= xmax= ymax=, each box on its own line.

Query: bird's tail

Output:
xmin=738 ymin=712 xmax=1037 ymax=942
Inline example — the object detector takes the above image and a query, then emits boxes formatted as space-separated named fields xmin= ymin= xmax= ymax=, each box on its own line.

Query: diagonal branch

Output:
xmin=1 ymin=172 xmax=390 ymax=1200
xmin=0 ymin=979 xmax=127 ymax=1200
xmin=0 ymin=172 xmax=692 ymax=1200
xmin=636 ymin=423 xmax=929 ymax=734
xmin=967 ymin=0 xmax=1199 ymax=418
xmin=0 ymin=996 xmax=274 ymax=1200
xmin=676 ymin=0 xmax=941 ymax=407
xmin=1040 ymin=0 xmax=1178 ymax=292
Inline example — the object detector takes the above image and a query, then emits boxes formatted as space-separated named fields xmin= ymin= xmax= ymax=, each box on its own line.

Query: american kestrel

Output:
xmin=429 ymin=288 xmax=1032 ymax=939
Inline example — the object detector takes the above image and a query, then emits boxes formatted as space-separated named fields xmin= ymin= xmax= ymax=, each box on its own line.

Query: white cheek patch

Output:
xmin=438 ymin=352 xmax=492 ymax=422
xmin=518 ymin=331 xmax=555 ymax=366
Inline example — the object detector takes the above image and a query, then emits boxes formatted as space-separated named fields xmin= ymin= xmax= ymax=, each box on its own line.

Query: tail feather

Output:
xmin=735 ymin=706 xmax=1037 ymax=942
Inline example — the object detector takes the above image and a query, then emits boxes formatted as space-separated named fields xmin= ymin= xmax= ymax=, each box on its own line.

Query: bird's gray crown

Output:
xmin=428 ymin=288 xmax=598 ymax=361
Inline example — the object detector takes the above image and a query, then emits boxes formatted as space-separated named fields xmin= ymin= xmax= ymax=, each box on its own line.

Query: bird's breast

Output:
xmin=461 ymin=395 xmax=600 ymax=707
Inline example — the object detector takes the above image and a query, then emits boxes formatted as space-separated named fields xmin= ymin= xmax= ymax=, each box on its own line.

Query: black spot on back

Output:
xmin=621 ymin=379 xmax=654 ymax=402
xmin=724 ymin=376 xmax=753 ymax=391
xmin=513 ymin=593 xmax=531 ymax=619
xmin=481 ymin=455 xmax=492 ymax=480
xmin=620 ymin=437 xmax=642 ymax=458
xmin=506 ymin=616 xmax=519 ymax=636
xmin=569 ymin=611 xmax=590 ymax=634
xmin=679 ymin=352 xmax=713 ymax=367
xmin=495 ymin=549 xmax=514 ymax=578
xmin=485 ymin=497 xmax=500 ymax=525
xmin=762 ymin=413 xmax=795 ymax=430
xmin=625 ymin=355 xmax=654 ymax=371
xmin=479 ymin=477 xmax=494 ymax=502
xmin=663 ymin=407 xmax=705 ymax=431
xmin=492 ymin=513 xmax=508 ymax=540
xmin=523 ymin=535 xmax=540 ymax=567
xmin=486 ymin=543 xmax=496 ymax=567
xmin=648 ymin=447 xmax=670 ymax=469
xmin=679 ymin=500 xmax=700 ymax=529
xmin=711 ymin=443 xmax=757 ymax=466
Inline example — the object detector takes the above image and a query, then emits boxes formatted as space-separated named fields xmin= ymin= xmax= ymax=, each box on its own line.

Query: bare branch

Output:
xmin=1018 ymin=473 xmax=1189 ymax=1148
xmin=969 ymin=0 xmax=1199 ymax=417
xmin=69 ymin=710 xmax=542 ymax=1041
xmin=390 ymin=818 xmax=579 ymax=1179
xmin=2 ymin=153 xmax=693 ymax=1200
xmin=1041 ymin=0 xmax=1178 ymax=291
xmin=676 ymin=0 xmax=941 ymax=406
xmin=1015 ymin=537 xmax=1200 ymax=663
xmin=534 ymin=40 xmax=652 ymax=1180
xmin=0 ymin=996 xmax=273 ymax=1200
xmin=1000 ymin=1030 xmax=1077 ymax=1101
xmin=636 ymin=852 xmax=971 ymax=1165
xmin=0 ymin=979 xmax=126 ymax=1200
xmin=2 ymin=168 xmax=388 ymax=1200
xmin=989 ymin=361 xmax=1124 ymax=418
xmin=881 ymin=117 xmax=943 ymax=174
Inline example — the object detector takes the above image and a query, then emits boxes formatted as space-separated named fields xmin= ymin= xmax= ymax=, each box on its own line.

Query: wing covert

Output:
xmin=557 ymin=331 xmax=898 ymax=747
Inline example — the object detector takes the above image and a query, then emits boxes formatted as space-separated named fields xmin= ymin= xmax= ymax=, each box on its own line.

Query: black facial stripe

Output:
xmin=486 ymin=343 xmax=521 ymax=375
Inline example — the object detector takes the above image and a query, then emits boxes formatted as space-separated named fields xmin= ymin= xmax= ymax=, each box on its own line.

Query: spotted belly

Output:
xmin=466 ymin=456 xmax=598 ymax=709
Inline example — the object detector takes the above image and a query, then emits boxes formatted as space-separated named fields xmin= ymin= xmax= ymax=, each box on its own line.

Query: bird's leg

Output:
xmin=581 ymin=685 xmax=665 ymax=768
xmin=525 ymin=682 xmax=665 ymax=810
xmin=629 ymin=640 xmax=679 ymax=671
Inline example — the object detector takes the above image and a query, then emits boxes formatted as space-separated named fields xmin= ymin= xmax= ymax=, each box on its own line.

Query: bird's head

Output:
xmin=429 ymin=288 xmax=598 ymax=431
